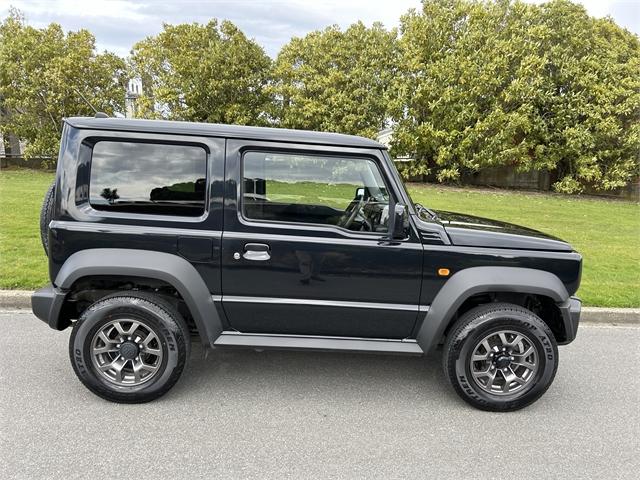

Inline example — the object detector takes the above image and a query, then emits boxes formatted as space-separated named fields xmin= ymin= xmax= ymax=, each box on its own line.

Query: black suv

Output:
xmin=32 ymin=117 xmax=582 ymax=411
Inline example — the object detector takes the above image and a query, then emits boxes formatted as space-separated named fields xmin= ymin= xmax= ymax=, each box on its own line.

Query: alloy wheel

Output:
xmin=90 ymin=319 xmax=163 ymax=386
xmin=469 ymin=330 xmax=539 ymax=395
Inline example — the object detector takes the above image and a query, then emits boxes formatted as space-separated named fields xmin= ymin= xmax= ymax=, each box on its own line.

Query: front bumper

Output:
xmin=558 ymin=296 xmax=581 ymax=344
xmin=31 ymin=284 xmax=67 ymax=330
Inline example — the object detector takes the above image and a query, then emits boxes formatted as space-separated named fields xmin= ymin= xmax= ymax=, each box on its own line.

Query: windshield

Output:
xmin=385 ymin=154 xmax=438 ymax=222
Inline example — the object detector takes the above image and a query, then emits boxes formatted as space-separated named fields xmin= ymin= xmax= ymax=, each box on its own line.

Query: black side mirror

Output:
xmin=389 ymin=203 xmax=408 ymax=240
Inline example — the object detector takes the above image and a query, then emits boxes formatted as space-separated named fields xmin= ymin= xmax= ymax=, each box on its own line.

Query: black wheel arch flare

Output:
xmin=54 ymin=248 xmax=223 ymax=347
xmin=416 ymin=266 xmax=573 ymax=353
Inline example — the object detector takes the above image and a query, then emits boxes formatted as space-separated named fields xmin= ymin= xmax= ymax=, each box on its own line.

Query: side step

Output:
xmin=214 ymin=332 xmax=424 ymax=356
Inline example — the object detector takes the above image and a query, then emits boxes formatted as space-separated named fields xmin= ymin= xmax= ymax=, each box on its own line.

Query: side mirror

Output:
xmin=389 ymin=203 xmax=408 ymax=240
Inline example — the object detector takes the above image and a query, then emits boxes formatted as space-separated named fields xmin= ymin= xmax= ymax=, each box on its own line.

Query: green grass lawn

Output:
xmin=1 ymin=169 xmax=638 ymax=307
xmin=1 ymin=169 xmax=54 ymax=290
xmin=407 ymin=183 xmax=639 ymax=308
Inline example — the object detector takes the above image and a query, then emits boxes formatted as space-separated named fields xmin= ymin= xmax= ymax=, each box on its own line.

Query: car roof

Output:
xmin=65 ymin=117 xmax=385 ymax=149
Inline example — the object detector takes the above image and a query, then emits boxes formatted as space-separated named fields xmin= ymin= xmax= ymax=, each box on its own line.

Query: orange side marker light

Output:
xmin=438 ymin=268 xmax=451 ymax=277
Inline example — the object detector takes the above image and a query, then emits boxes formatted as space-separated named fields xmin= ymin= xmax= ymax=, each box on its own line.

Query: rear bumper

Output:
xmin=31 ymin=284 xmax=67 ymax=330
xmin=558 ymin=296 xmax=581 ymax=345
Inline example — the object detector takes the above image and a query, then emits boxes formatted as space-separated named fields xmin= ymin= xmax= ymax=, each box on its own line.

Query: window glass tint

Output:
xmin=243 ymin=151 xmax=390 ymax=233
xmin=90 ymin=141 xmax=207 ymax=216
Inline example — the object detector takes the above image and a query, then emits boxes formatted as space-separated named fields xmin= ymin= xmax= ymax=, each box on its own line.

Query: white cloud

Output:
xmin=0 ymin=0 xmax=421 ymax=56
xmin=4 ymin=0 xmax=147 ymax=20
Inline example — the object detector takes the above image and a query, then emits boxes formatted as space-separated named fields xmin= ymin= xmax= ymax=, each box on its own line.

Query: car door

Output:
xmin=221 ymin=139 xmax=423 ymax=339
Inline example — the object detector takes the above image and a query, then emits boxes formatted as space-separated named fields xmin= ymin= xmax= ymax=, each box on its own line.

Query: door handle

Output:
xmin=242 ymin=243 xmax=271 ymax=261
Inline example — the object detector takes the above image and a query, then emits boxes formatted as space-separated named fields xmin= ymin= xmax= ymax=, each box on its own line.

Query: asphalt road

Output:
xmin=1 ymin=310 xmax=638 ymax=480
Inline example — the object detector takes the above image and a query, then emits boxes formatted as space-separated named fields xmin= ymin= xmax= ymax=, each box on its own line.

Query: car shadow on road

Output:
xmin=167 ymin=343 xmax=462 ymax=408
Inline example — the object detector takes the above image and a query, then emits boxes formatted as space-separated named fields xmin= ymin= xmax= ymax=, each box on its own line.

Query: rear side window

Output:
xmin=89 ymin=141 xmax=207 ymax=216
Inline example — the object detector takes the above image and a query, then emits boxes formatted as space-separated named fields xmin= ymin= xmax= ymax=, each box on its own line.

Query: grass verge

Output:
xmin=408 ymin=183 xmax=639 ymax=307
xmin=1 ymin=169 xmax=53 ymax=290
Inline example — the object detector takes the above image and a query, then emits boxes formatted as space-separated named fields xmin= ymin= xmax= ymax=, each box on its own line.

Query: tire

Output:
xmin=69 ymin=292 xmax=191 ymax=403
xmin=443 ymin=302 xmax=558 ymax=412
xmin=40 ymin=182 xmax=55 ymax=256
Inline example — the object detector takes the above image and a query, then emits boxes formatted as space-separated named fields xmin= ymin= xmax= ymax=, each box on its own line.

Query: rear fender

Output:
xmin=55 ymin=248 xmax=223 ymax=347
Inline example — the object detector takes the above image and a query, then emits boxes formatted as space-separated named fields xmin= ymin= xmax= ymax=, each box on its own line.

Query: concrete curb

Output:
xmin=1 ymin=289 xmax=638 ymax=324
xmin=0 ymin=290 xmax=32 ymax=310
xmin=580 ymin=307 xmax=640 ymax=325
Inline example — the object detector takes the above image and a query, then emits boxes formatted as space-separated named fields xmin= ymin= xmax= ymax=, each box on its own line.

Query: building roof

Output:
xmin=65 ymin=117 xmax=385 ymax=149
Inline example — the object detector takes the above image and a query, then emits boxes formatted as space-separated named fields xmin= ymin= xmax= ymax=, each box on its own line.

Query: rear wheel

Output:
xmin=69 ymin=292 xmax=190 ymax=403
xmin=443 ymin=303 xmax=558 ymax=411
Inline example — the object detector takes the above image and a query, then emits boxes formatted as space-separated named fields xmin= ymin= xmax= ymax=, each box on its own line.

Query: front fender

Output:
xmin=54 ymin=248 xmax=223 ymax=347
xmin=416 ymin=266 xmax=570 ymax=353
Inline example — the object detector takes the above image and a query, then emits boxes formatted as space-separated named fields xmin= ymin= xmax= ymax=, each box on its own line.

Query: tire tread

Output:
xmin=39 ymin=182 xmax=55 ymax=256
xmin=69 ymin=291 xmax=190 ymax=404
xmin=442 ymin=302 xmax=558 ymax=412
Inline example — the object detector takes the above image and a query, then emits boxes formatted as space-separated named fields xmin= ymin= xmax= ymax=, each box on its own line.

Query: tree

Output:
xmin=271 ymin=22 xmax=398 ymax=138
xmin=390 ymin=0 xmax=640 ymax=193
xmin=0 ymin=8 xmax=126 ymax=162
xmin=130 ymin=20 xmax=272 ymax=125
xmin=100 ymin=188 xmax=119 ymax=204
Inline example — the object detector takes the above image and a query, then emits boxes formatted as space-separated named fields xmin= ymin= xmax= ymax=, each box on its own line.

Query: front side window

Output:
xmin=242 ymin=151 xmax=390 ymax=233
xmin=90 ymin=141 xmax=207 ymax=216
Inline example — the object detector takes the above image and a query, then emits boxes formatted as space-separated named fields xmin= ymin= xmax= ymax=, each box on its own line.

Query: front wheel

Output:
xmin=443 ymin=303 xmax=558 ymax=411
xmin=69 ymin=292 xmax=190 ymax=403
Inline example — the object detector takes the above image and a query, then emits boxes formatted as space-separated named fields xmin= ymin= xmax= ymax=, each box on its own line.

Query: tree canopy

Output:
xmin=129 ymin=20 xmax=272 ymax=125
xmin=1 ymin=1 xmax=638 ymax=193
xmin=271 ymin=22 xmax=398 ymax=138
xmin=390 ymin=0 xmax=640 ymax=193
xmin=0 ymin=8 xmax=126 ymax=161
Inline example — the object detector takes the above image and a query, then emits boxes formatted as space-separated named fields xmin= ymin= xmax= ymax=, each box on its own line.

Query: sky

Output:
xmin=1 ymin=0 xmax=638 ymax=58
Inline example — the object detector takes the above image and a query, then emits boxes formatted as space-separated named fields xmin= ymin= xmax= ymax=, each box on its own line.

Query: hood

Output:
xmin=435 ymin=210 xmax=573 ymax=251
